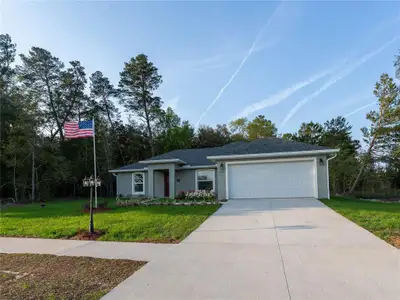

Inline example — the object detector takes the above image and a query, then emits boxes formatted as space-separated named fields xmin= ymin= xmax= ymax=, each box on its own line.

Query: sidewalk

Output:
xmin=0 ymin=237 xmax=175 ymax=261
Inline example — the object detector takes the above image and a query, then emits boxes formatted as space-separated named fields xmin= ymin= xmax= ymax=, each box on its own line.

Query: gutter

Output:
xmin=138 ymin=158 xmax=187 ymax=164
xmin=109 ymin=167 xmax=148 ymax=173
xmin=109 ymin=164 xmax=217 ymax=173
xmin=326 ymin=154 xmax=338 ymax=200
xmin=207 ymin=149 xmax=340 ymax=161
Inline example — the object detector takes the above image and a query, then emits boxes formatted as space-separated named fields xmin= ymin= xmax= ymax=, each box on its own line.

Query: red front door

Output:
xmin=164 ymin=173 xmax=169 ymax=197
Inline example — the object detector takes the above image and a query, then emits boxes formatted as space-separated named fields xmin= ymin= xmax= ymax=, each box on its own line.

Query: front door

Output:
xmin=164 ymin=172 xmax=169 ymax=197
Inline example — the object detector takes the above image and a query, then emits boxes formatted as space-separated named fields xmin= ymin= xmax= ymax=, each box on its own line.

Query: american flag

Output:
xmin=64 ymin=120 xmax=94 ymax=139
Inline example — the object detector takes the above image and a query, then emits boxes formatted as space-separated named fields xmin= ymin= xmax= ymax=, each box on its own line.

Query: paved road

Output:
xmin=104 ymin=198 xmax=400 ymax=300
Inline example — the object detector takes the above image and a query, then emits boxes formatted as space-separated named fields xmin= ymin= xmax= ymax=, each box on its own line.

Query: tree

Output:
xmin=281 ymin=133 xmax=297 ymax=141
xmin=349 ymin=74 xmax=400 ymax=193
xmin=0 ymin=33 xmax=16 ymax=93
xmin=246 ymin=115 xmax=277 ymax=140
xmin=280 ymin=121 xmax=324 ymax=145
xmin=322 ymin=117 xmax=360 ymax=194
xmin=118 ymin=54 xmax=163 ymax=157
xmin=17 ymin=47 xmax=65 ymax=140
xmin=229 ymin=117 xmax=248 ymax=141
xmin=57 ymin=60 xmax=88 ymax=127
xmin=193 ymin=125 xmax=231 ymax=148
xmin=0 ymin=34 xmax=17 ymax=181
xmin=0 ymin=34 xmax=17 ymax=157
xmin=229 ymin=115 xmax=277 ymax=140
xmin=155 ymin=108 xmax=194 ymax=153
xmin=395 ymin=50 xmax=400 ymax=80
xmin=296 ymin=122 xmax=324 ymax=145
xmin=90 ymin=71 xmax=125 ymax=164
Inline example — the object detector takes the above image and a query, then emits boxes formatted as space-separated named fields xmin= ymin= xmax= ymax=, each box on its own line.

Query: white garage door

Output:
xmin=227 ymin=160 xmax=316 ymax=199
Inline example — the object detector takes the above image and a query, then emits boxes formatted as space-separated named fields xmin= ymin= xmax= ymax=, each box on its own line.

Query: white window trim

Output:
xmin=132 ymin=172 xmax=145 ymax=195
xmin=195 ymin=169 xmax=215 ymax=192
xmin=225 ymin=157 xmax=318 ymax=199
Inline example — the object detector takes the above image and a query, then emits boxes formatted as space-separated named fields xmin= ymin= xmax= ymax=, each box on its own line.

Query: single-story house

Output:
xmin=109 ymin=137 xmax=339 ymax=200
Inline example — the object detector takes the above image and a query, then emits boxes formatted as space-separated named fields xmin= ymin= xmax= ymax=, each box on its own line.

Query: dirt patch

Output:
xmin=82 ymin=207 xmax=113 ymax=213
xmin=0 ymin=253 xmax=146 ymax=300
xmin=389 ymin=235 xmax=400 ymax=248
xmin=70 ymin=229 xmax=105 ymax=240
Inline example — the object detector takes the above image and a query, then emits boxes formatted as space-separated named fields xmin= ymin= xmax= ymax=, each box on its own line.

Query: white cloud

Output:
xmin=195 ymin=2 xmax=287 ymax=127
xmin=344 ymin=101 xmax=376 ymax=118
xmin=279 ymin=35 xmax=400 ymax=129
xmin=235 ymin=67 xmax=335 ymax=119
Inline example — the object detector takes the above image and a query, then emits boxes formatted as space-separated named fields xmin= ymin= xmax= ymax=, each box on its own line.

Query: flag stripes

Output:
xmin=64 ymin=120 xmax=94 ymax=139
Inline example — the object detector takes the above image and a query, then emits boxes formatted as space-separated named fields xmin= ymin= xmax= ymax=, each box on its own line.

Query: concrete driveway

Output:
xmin=103 ymin=198 xmax=400 ymax=300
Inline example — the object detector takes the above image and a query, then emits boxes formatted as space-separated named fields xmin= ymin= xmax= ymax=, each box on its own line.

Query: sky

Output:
xmin=1 ymin=1 xmax=400 ymax=142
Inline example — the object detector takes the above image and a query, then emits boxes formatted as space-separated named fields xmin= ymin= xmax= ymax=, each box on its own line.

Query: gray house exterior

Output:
xmin=109 ymin=138 xmax=339 ymax=200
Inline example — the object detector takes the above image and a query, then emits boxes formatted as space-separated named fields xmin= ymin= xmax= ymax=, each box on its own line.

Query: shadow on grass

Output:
xmin=2 ymin=200 xmax=221 ymax=219
xmin=323 ymin=197 xmax=400 ymax=214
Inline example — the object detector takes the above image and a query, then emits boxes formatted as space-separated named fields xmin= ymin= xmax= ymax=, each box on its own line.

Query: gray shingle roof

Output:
xmin=112 ymin=137 xmax=333 ymax=171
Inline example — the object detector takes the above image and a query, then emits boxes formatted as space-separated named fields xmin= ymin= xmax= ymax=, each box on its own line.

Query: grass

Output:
xmin=321 ymin=196 xmax=400 ymax=247
xmin=0 ymin=253 xmax=145 ymax=300
xmin=0 ymin=199 xmax=220 ymax=243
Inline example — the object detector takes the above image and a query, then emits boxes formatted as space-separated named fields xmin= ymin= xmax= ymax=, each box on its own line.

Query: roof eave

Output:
xmin=109 ymin=168 xmax=148 ymax=173
xmin=206 ymin=149 xmax=340 ymax=161
xmin=138 ymin=158 xmax=187 ymax=164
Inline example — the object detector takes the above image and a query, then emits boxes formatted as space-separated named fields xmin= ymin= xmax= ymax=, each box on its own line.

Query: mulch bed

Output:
xmin=0 ymin=253 xmax=146 ymax=300
xmin=359 ymin=198 xmax=400 ymax=203
xmin=71 ymin=229 xmax=105 ymax=240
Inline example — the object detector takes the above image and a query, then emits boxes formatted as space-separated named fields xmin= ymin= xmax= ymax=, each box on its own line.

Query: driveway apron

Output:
xmin=103 ymin=198 xmax=400 ymax=300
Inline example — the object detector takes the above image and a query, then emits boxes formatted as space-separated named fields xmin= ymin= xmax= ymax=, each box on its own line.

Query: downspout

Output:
xmin=326 ymin=154 xmax=337 ymax=199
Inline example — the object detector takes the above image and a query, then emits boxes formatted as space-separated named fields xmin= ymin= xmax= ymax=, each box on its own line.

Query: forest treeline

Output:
xmin=0 ymin=33 xmax=399 ymax=201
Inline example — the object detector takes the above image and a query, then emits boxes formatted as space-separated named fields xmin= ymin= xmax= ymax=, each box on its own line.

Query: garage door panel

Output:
xmin=228 ymin=160 xmax=315 ymax=199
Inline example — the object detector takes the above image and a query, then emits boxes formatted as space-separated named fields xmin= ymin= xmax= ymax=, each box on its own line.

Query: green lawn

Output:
xmin=0 ymin=199 xmax=220 ymax=243
xmin=321 ymin=197 xmax=400 ymax=247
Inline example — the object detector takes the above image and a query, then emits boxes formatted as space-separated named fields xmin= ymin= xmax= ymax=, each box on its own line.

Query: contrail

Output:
xmin=195 ymin=2 xmax=284 ymax=127
xmin=279 ymin=35 xmax=400 ymax=129
xmin=235 ymin=67 xmax=335 ymax=119
xmin=344 ymin=102 xmax=376 ymax=118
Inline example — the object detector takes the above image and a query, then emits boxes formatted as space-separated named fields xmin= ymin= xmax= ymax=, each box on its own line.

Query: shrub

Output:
xmin=176 ymin=191 xmax=186 ymax=200
xmin=98 ymin=200 xmax=108 ymax=209
xmin=185 ymin=190 xmax=215 ymax=201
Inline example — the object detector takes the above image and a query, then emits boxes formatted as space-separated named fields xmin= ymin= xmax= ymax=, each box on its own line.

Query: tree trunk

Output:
xmin=31 ymin=136 xmax=35 ymax=202
xmin=349 ymin=105 xmax=384 ymax=194
xmin=13 ymin=154 xmax=17 ymax=202
xmin=349 ymin=136 xmax=376 ymax=194
xmin=141 ymin=86 xmax=155 ymax=157
xmin=45 ymin=80 xmax=64 ymax=141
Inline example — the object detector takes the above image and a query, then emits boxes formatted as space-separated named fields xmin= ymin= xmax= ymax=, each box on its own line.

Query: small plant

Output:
xmin=176 ymin=191 xmax=186 ymax=200
xmin=98 ymin=200 xmax=108 ymax=209
xmin=185 ymin=190 xmax=215 ymax=201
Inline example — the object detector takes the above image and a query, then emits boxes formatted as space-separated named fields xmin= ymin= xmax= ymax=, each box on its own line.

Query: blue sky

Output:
xmin=2 ymin=1 xmax=399 ymax=141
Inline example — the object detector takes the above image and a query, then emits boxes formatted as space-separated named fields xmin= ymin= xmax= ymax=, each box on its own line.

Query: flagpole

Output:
xmin=93 ymin=119 xmax=97 ymax=208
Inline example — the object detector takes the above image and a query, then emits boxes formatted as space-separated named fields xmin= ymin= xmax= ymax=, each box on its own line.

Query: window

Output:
xmin=132 ymin=173 xmax=145 ymax=194
xmin=196 ymin=169 xmax=215 ymax=191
